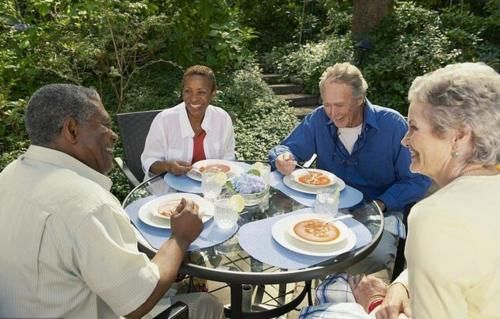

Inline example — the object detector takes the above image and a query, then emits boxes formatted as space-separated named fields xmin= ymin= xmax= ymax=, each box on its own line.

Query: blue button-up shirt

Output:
xmin=269 ymin=100 xmax=431 ymax=212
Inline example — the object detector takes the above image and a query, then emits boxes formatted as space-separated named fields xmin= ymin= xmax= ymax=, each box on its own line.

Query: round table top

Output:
xmin=123 ymin=171 xmax=384 ymax=285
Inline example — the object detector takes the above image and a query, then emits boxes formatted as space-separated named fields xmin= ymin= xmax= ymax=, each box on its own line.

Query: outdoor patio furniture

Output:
xmin=114 ymin=109 xmax=162 ymax=187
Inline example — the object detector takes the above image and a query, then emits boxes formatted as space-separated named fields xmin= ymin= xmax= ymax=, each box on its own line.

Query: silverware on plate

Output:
xmin=295 ymin=162 xmax=313 ymax=175
xmin=321 ymin=214 xmax=353 ymax=225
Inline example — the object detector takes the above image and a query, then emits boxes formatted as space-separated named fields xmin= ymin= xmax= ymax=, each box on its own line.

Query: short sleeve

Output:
xmin=72 ymin=204 xmax=160 ymax=316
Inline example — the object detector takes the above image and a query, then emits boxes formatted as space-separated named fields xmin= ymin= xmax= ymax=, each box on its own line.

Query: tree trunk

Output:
xmin=352 ymin=0 xmax=393 ymax=41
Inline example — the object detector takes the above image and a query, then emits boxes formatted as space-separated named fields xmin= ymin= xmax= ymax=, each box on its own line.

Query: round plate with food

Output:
xmin=138 ymin=193 xmax=214 ymax=229
xmin=283 ymin=169 xmax=345 ymax=194
xmin=187 ymin=159 xmax=244 ymax=182
xmin=271 ymin=213 xmax=356 ymax=257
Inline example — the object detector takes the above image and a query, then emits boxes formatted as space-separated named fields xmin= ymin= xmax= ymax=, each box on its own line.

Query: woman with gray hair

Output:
xmin=377 ymin=62 xmax=500 ymax=318
xmin=298 ymin=62 xmax=500 ymax=318
xmin=387 ymin=61 xmax=500 ymax=318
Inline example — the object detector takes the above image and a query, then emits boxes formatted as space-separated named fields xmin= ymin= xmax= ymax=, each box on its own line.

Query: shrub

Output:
xmin=217 ymin=64 xmax=298 ymax=160
xmin=237 ymin=0 xmax=329 ymax=53
xmin=440 ymin=5 xmax=500 ymax=69
xmin=361 ymin=2 xmax=463 ymax=113
xmin=274 ymin=36 xmax=355 ymax=94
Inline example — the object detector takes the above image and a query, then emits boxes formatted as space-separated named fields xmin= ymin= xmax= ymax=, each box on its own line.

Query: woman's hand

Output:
xmin=167 ymin=160 xmax=192 ymax=176
xmin=375 ymin=283 xmax=411 ymax=319
xmin=349 ymin=274 xmax=388 ymax=312
xmin=275 ymin=152 xmax=296 ymax=176
xmin=150 ymin=160 xmax=191 ymax=176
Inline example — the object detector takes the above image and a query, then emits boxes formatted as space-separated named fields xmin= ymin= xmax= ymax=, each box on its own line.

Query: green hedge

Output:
xmin=270 ymin=1 xmax=499 ymax=115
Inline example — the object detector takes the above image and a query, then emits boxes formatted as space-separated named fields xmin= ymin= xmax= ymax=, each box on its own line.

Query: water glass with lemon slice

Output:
xmin=214 ymin=193 xmax=245 ymax=229
xmin=201 ymin=171 xmax=227 ymax=202
xmin=314 ymin=185 xmax=340 ymax=217
xmin=252 ymin=162 xmax=271 ymax=191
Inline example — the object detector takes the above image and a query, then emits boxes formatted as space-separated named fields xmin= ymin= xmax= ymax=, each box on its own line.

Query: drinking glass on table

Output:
xmin=201 ymin=172 xmax=223 ymax=202
xmin=255 ymin=162 xmax=271 ymax=191
xmin=314 ymin=185 xmax=340 ymax=217
xmin=214 ymin=193 xmax=239 ymax=229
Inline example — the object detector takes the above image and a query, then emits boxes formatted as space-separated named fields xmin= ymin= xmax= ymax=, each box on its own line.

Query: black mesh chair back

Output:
xmin=115 ymin=109 xmax=162 ymax=186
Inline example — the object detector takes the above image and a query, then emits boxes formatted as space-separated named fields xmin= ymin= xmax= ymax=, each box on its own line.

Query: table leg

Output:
xmin=228 ymin=282 xmax=242 ymax=319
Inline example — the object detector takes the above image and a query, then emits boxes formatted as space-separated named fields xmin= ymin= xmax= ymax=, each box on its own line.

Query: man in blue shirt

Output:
xmin=269 ymin=62 xmax=431 ymax=274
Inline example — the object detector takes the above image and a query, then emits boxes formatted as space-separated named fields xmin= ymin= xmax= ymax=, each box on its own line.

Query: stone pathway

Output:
xmin=262 ymin=74 xmax=319 ymax=119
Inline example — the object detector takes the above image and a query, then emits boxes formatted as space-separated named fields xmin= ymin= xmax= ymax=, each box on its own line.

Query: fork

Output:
xmin=295 ymin=162 xmax=313 ymax=175
xmin=321 ymin=214 xmax=353 ymax=225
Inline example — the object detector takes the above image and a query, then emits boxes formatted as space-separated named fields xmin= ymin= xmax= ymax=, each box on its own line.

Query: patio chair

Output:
xmin=114 ymin=109 xmax=162 ymax=187
xmin=391 ymin=213 xmax=408 ymax=281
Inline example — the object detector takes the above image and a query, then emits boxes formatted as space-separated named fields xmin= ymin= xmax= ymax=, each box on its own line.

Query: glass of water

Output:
xmin=314 ymin=185 xmax=340 ymax=217
xmin=201 ymin=172 xmax=222 ymax=202
xmin=214 ymin=194 xmax=239 ymax=229
xmin=255 ymin=162 xmax=271 ymax=192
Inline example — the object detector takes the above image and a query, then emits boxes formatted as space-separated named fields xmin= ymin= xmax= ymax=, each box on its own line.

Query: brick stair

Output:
xmin=262 ymin=73 xmax=318 ymax=119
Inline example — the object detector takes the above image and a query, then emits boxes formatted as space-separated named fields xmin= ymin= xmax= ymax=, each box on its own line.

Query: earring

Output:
xmin=451 ymin=151 xmax=459 ymax=157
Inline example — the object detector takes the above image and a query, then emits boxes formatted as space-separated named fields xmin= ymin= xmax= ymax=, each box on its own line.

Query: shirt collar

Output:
xmin=363 ymin=98 xmax=379 ymax=130
xmin=23 ymin=145 xmax=113 ymax=191
xmin=179 ymin=102 xmax=213 ymax=138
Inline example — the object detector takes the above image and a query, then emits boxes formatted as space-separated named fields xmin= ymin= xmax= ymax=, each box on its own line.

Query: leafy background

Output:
xmin=1 ymin=0 xmax=499 ymax=199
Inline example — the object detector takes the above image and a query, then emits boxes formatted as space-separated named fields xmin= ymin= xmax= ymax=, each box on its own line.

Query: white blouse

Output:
xmin=141 ymin=102 xmax=235 ymax=179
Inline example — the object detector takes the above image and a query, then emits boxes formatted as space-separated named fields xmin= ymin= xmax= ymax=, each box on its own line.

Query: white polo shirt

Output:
xmin=0 ymin=145 xmax=160 ymax=318
xmin=141 ymin=102 xmax=235 ymax=179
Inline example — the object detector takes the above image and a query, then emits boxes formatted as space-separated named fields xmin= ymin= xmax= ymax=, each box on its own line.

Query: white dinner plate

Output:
xmin=290 ymin=168 xmax=337 ymax=189
xmin=287 ymin=213 xmax=349 ymax=247
xmin=186 ymin=159 xmax=244 ymax=182
xmin=272 ymin=213 xmax=356 ymax=257
xmin=138 ymin=193 xmax=214 ymax=229
xmin=283 ymin=173 xmax=346 ymax=195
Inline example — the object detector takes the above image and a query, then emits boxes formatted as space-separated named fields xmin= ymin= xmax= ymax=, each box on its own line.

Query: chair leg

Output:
xmin=306 ymin=280 xmax=313 ymax=306
xmin=391 ymin=238 xmax=406 ymax=281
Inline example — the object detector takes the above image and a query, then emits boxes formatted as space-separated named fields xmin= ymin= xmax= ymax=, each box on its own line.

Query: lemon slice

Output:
xmin=229 ymin=194 xmax=245 ymax=212
xmin=253 ymin=162 xmax=266 ymax=169
xmin=213 ymin=172 xmax=228 ymax=186
xmin=246 ymin=168 xmax=261 ymax=176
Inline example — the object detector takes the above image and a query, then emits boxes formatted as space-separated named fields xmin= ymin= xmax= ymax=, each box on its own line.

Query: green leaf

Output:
xmin=246 ymin=168 xmax=261 ymax=177
xmin=224 ymin=180 xmax=236 ymax=194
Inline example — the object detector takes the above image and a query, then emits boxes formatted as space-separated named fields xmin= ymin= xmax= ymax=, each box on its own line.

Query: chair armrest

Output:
xmin=153 ymin=301 xmax=189 ymax=319
xmin=114 ymin=157 xmax=141 ymax=187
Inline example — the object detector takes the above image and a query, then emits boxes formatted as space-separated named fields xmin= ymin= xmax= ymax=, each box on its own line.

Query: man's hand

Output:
xmin=275 ymin=152 xmax=297 ymax=176
xmin=136 ymin=198 xmax=203 ymax=319
xmin=168 ymin=160 xmax=192 ymax=176
xmin=375 ymin=283 xmax=411 ymax=319
xmin=374 ymin=200 xmax=386 ymax=212
xmin=170 ymin=198 xmax=203 ymax=247
xmin=349 ymin=274 xmax=388 ymax=312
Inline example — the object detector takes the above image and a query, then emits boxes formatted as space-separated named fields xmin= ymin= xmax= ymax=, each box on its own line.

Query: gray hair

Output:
xmin=408 ymin=62 xmax=500 ymax=165
xmin=319 ymin=62 xmax=368 ymax=100
xmin=25 ymin=84 xmax=101 ymax=146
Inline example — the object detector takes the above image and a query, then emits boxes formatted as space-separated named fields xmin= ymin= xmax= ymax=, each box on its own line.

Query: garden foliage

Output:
xmin=270 ymin=1 xmax=499 ymax=115
xmin=1 ymin=0 xmax=498 ymax=200
xmin=217 ymin=65 xmax=297 ymax=161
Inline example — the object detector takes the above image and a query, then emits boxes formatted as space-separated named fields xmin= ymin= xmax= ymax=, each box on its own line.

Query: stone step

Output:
xmin=293 ymin=106 xmax=317 ymax=119
xmin=261 ymin=73 xmax=283 ymax=85
xmin=278 ymin=93 xmax=320 ymax=107
xmin=269 ymin=83 xmax=303 ymax=95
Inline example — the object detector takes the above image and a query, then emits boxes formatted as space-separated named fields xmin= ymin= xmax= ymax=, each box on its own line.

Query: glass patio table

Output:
xmin=122 ymin=172 xmax=384 ymax=319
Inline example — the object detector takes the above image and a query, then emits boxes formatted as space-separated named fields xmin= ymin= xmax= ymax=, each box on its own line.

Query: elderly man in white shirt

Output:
xmin=0 ymin=84 xmax=224 ymax=319
xmin=141 ymin=65 xmax=235 ymax=179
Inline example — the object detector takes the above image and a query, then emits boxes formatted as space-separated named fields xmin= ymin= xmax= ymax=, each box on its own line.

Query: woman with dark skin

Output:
xmin=141 ymin=65 xmax=235 ymax=178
